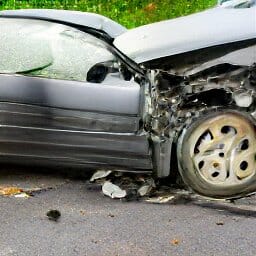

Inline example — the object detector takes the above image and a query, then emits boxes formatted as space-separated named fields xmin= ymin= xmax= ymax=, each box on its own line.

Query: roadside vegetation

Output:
xmin=0 ymin=0 xmax=217 ymax=28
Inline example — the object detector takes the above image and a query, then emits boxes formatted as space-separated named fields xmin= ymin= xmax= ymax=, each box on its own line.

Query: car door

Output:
xmin=0 ymin=18 xmax=152 ymax=170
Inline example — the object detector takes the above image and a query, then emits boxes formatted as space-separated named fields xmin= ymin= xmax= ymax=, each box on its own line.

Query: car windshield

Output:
xmin=0 ymin=18 xmax=114 ymax=81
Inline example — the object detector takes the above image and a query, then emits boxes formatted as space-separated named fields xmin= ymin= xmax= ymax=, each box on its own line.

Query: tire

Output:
xmin=177 ymin=110 xmax=256 ymax=199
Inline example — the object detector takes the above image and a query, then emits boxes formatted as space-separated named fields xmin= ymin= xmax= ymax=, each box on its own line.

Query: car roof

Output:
xmin=0 ymin=9 xmax=127 ymax=38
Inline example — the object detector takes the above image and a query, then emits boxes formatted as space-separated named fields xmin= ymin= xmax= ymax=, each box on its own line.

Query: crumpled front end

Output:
xmin=145 ymin=40 xmax=256 ymax=198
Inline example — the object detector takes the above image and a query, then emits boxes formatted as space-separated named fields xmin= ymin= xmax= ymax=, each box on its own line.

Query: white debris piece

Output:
xmin=138 ymin=185 xmax=152 ymax=196
xmin=145 ymin=195 xmax=175 ymax=204
xmin=102 ymin=181 xmax=127 ymax=199
xmin=14 ymin=193 xmax=30 ymax=198
xmin=138 ymin=178 xmax=156 ymax=196
xmin=90 ymin=170 xmax=112 ymax=182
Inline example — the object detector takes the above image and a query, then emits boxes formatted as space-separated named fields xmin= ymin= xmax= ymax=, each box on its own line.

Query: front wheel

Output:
xmin=177 ymin=111 xmax=256 ymax=199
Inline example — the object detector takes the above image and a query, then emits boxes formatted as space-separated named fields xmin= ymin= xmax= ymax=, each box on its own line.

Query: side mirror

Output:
xmin=87 ymin=63 xmax=109 ymax=83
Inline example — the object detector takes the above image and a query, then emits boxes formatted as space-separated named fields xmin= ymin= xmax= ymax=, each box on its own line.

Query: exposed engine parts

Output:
xmin=145 ymin=42 xmax=256 ymax=199
xmin=149 ymin=63 xmax=256 ymax=142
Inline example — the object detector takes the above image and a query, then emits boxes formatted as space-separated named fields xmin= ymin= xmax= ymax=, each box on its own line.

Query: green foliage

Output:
xmin=0 ymin=0 xmax=217 ymax=28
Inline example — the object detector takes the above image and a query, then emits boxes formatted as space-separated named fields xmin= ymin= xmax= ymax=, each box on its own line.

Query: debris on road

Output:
xmin=14 ymin=192 xmax=30 ymax=198
xmin=0 ymin=186 xmax=50 ymax=198
xmin=46 ymin=209 xmax=61 ymax=221
xmin=138 ymin=178 xmax=156 ymax=196
xmin=102 ymin=181 xmax=127 ymax=199
xmin=90 ymin=170 xmax=112 ymax=182
xmin=0 ymin=186 xmax=23 ymax=196
xmin=170 ymin=239 xmax=180 ymax=246
xmin=90 ymin=170 xmax=158 ymax=200
xmin=89 ymin=170 xmax=196 ymax=203
xmin=146 ymin=195 xmax=175 ymax=204
xmin=146 ymin=188 xmax=196 ymax=204
xmin=138 ymin=184 xmax=153 ymax=197
xmin=80 ymin=210 xmax=86 ymax=216
xmin=0 ymin=170 xmax=69 ymax=198
xmin=0 ymin=186 xmax=31 ymax=198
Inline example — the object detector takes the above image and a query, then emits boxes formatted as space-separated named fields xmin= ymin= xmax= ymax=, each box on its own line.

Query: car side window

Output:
xmin=0 ymin=18 xmax=115 ymax=82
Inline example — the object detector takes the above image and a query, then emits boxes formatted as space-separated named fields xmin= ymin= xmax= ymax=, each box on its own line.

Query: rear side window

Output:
xmin=0 ymin=18 xmax=115 ymax=81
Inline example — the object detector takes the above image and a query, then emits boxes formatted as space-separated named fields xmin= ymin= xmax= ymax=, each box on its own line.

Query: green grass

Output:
xmin=0 ymin=0 xmax=217 ymax=28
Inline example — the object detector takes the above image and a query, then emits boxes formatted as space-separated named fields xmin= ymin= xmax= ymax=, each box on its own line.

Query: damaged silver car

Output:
xmin=0 ymin=2 xmax=255 ymax=199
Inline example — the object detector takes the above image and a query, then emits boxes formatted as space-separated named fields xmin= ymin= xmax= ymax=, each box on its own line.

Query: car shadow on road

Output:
xmin=193 ymin=200 xmax=256 ymax=218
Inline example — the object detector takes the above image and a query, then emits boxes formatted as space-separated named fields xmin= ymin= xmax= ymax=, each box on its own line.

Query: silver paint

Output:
xmin=0 ymin=74 xmax=141 ymax=115
xmin=114 ymin=6 xmax=256 ymax=63
xmin=0 ymin=102 xmax=152 ymax=170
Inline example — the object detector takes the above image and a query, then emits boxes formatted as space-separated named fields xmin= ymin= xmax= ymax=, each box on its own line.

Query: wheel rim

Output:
xmin=187 ymin=113 xmax=256 ymax=186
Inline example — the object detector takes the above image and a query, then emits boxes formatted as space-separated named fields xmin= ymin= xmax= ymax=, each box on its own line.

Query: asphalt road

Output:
xmin=0 ymin=167 xmax=256 ymax=256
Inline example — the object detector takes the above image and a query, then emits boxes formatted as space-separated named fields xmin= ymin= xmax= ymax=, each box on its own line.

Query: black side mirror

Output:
xmin=87 ymin=63 xmax=109 ymax=83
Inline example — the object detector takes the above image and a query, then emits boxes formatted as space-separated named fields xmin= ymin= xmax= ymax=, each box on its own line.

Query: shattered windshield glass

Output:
xmin=0 ymin=19 xmax=53 ymax=73
xmin=0 ymin=18 xmax=115 ymax=81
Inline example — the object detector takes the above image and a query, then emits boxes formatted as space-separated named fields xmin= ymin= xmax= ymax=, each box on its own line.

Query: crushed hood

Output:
xmin=114 ymin=6 xmax=256 ymax=64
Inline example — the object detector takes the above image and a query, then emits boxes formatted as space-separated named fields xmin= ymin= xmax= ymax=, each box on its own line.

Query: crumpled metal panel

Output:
xmin=0 ymin=102 xmax=152 ymax=170
xmin=0 ymin=102 xmax=140 ymax=133
xmin=0 ymin=126 xmax=152 ymax=170
xmin=114 ymin=6 xmax=256 ymax=63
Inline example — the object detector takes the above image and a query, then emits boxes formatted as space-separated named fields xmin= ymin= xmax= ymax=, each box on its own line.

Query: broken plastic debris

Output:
xmin=14 ymin=192 xmax=30 ymax=198
xmin=90 ymin=170 xmax=112 ymax=182
xmin=138 ymin=185 xmax=152 ymax=196
xmin=145 ymin=195 xmax=175 ymax=204
xmin=102 ymin=181 xmax=127 ymax=198
xmin=138 ymin=178 xmax=156 ymax=196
